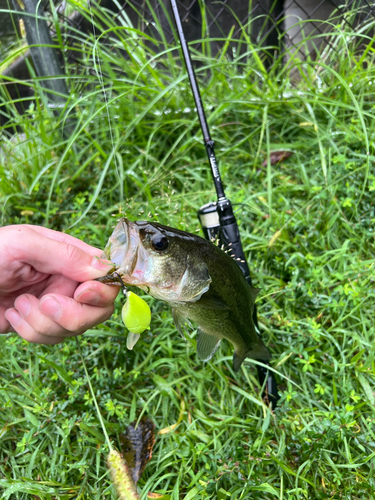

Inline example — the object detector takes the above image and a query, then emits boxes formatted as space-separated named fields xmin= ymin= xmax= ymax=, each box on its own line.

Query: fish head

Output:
xmin=104 ymin=218 xmax=212 ymax=303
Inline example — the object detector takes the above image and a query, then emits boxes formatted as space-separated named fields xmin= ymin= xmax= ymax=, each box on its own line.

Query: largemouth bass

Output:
xmin=100 ymin=218 xmax=271 ymax=371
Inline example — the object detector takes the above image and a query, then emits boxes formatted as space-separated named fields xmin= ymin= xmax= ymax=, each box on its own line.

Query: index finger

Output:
xmin=1 ymin=225 xmax=113 ymax=282
xmin=23 ymin=225 xmax=102 ymax=256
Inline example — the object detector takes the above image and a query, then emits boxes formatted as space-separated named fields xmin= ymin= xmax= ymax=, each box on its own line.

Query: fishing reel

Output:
xmin=198 ymin=199 xmax=250 ymax=282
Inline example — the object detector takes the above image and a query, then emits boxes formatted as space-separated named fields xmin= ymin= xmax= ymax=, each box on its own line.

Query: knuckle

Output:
xmin=68 ymin=314 xmax=89 ymax=334
xmin=19 ymin=329 xmax=41 ymax=344
xmin=75 ymin=319 xmax=89 ymax=333
xmin=38 ymin=323 xmax=63 ymax=337
xmin=62 ymin=243 xmax=82 ymax=264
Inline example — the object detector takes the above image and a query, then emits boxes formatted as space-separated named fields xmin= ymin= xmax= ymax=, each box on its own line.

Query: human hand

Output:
xmin=0 ymin=224 xmax=119 ymax=344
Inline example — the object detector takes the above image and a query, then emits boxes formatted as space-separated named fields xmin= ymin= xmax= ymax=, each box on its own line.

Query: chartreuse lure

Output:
xmin=96 ymin=271 xmax=152 ymax=349
xmin=122 ymin=291 xmax=151 ymax=350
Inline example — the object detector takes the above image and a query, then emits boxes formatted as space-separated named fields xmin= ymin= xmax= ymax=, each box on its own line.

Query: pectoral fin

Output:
xmin=197 ymin=329 xmax=221 ymax=362
xmin=233 ymin=339 xmax=271 ymax=372
xmin=172 ymin=309 xmax=192 ymax=339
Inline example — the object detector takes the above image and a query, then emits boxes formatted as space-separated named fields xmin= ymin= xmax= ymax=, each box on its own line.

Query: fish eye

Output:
xmin=151 ymin=234 xmax=169 ymax=252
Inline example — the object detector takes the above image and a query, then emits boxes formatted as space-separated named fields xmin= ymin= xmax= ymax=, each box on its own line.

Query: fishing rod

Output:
xmin=169 ymin=0 xmax=279 ymax=407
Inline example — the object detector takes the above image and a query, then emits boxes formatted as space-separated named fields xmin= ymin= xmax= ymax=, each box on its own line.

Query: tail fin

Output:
xmin=233 ymin=340 xmax=271 ymax=372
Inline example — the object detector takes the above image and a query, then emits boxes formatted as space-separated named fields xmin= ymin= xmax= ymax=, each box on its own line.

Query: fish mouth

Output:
xmin=109 ymin=218 xmax=130 ymax=268
xmin=109 ymin=218 xmax=147 ymax=285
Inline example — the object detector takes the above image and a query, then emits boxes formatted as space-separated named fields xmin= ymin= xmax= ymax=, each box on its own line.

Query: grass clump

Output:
xmin=1 ymin=2 xmax=375 ymax=499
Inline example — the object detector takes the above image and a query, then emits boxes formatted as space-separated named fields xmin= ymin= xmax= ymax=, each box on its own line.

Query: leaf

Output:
xmin=23 ymin=409 xmax=40 ymax=428
xmin=262 ymin=150 xmax=293 ymax=167
xmin=1 ymin=480 xmax=56 ymax=499
xmin=217 ymin=488 xmax=231 ymax=499
xmin=38 ymin=357 xmax=75 ymax=388
xmin=358 ymin=375 xmax=375 ymax=405
xmin=158 ymin=423 xmax=179 ymax=435
xmin=268 ymin=229 xmax=282 ymax=247
xmin=261 ymin=409 xmax=271 ymax=433
xmin=79 ymin=422 xmax=105 ymax=443
xmin=249 ymin=483 xmax=279 ymax=495
xmin=182 ymin=487 xmax=200 ymax=500
xmin=187 ymin=430 xmax=210 ymax=443
xmin=271 ymin=458 xmax=314 ymax=486
xmin=350 ymin=349 xmax=366 ymax=364
xmin=230 ymin=385 xmax=267 ymax=408
xmin=158 ymin=398 xmax=186 ymax=435
xmin=120 ymin=418 xmax=155 ymax=484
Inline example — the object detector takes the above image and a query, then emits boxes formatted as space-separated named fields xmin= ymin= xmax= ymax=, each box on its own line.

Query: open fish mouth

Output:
xmin=109 ymin=219 xmax=130 ymax=267
xmin=106 ymin=219 xmax=149 ymax=286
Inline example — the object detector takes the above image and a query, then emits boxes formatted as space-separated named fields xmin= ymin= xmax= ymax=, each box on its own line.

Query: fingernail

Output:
xmin=76 ymin=287 xmax=100 ymax=305
xmin=5 ymin=309 xmax=22 ymax=328
xmin=16 ymin=296 xmax=31 ymax=317
xmin=91 ymin=256 xmax=113 ymax=272
xmin=39 ymin=297 xmax=62 ymax=321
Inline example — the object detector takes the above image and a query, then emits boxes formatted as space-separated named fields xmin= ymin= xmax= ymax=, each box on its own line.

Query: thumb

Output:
xmin=7 ymin=226 xmax=113 ymax=282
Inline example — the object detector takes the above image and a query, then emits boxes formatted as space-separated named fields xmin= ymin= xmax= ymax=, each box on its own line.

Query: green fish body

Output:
xmin=101 ymin=218 xmax=271 ymax=371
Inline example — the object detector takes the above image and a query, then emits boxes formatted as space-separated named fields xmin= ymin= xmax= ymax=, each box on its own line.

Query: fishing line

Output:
xmin=113 ymin=271 xmax=128 ymax=297
xmin=76 ymin=337 xmax=112 ymax=449
xmin=87 ymin=3 xmax=124 ymax=209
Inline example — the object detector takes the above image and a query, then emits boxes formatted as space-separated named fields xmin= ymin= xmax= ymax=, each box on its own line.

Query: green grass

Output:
xmin=1 ymin=2 xmax=375 ymax=499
